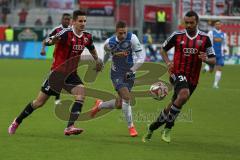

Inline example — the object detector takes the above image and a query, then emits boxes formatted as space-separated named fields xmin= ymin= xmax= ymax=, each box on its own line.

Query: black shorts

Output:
xmin=170 ymin=74 xmax=197 ymax=102
xmin=41 ymin=72 xmax=84 ymax=96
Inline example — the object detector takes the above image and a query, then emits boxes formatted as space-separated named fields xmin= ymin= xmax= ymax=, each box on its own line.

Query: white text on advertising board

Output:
xmin=0 ymin=44 xmax=19 ymax=56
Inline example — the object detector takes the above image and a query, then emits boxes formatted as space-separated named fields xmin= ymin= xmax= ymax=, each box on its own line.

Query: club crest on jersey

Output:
xmin=183 ymin=48 xmax=198 ymax=56
xmin=180 ymin=41 xmax=185 ymax=45
xmin=197 ymin=40 xmax=202 ymax=46
xmin=84 ymin=37 xmax=88 ymax=43
xmin=119 ymin=41 xmax=131 ymax=49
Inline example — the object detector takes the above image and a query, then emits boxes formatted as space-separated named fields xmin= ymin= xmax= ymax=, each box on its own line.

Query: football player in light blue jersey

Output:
xmin=90 ymin=21 xmax=145 ymax=137
xmin=205 ymin=20 xmax=227 ymax=88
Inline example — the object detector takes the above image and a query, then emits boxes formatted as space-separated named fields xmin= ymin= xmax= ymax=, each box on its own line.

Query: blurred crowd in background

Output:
xmin=0 ymin=0 xmax=240 ymax=63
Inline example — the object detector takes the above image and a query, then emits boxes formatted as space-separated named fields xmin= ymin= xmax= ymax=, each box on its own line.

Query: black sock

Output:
xmin=16 ymin=102 xmax=34 ymax=124
xmin=149 ymin=110 xmax=168 ymax=131
xmin=55 ymin=94 xmax=60 ymax=100
xmin=67 ymin=100 xmax=83 ymax=127
xmin=165 ymin=104 xmax=181 ymax=129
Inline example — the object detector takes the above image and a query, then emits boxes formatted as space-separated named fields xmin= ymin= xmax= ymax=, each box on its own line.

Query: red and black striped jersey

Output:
xmin=48 ymin=24 xmax=69 ymax=37
xmin=162 ymin=29 xmax=215 ymax=85
xmin=45 ymin=25 xmax=69 ymax=46
xmin=51 ymin=27 xmax=95 ymax=74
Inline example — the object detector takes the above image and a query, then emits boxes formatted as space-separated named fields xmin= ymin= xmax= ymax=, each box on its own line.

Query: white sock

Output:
xmin=214 ymin=71 xmax=222 ymax=86
xmin=122 ymin=99 xmax=133 ymax=128
xmin=204 ymin=64 xmax=210 ymax=71
xmin=99 ymin=99 xmax=116 ymax=109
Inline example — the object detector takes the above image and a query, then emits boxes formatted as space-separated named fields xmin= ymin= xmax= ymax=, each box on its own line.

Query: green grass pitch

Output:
xmin=0 ymin=59 xmax=239 ymax=160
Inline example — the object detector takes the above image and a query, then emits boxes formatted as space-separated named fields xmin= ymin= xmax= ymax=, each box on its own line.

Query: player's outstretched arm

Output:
xmin=89 ymin=49 xmax=104 ymax=72
xmin=160 ymin=48 xmax=173 ymax=74
xmin=40 ymin=40 xmax=46 ymax=56
xmin=45 ymin=35 xmax=61 ymax=46
xmin=89 ymin=48 xmax=99 ymax=61
xmin=103 ymin=51 xmax=110 ymax=64
xmin=41 ymin=28 xmax=60 ymax=55
xmin=160 ymin=31 xmax=176 ymax=74
xmin=130 ymin=34 xmax=145 ymax=72
xmin=130 ymin=50 xmax=145 ymax=72
xmin=223 ymin=33 xmax=228 ymax=54
xmin=45 ymin=28 xmax=69 ymax=46
xmin=103 ymin=39 xmax=112 ymax=64
xmin=160 ymin=48 xmax=171 ymax=65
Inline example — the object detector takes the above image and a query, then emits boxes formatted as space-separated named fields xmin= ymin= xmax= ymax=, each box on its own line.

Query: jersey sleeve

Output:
xmin=57 ymin=28 xmax=69 ymax=40
xmin=131 ymin=34 xmax=142 ymax=52
xmin=85 ymin=34 xmax=95 ymax=51
xmin=162 ymin=32 xmax=176 ymax=51
xmin=223 ymin=32 xmax=228 ymax=51
xmin=44 ymin=28 xmax=58 ymax=46
xmin=207 ymin=30 xmax=214 ymax=44
xmin=130 ymin=34 xmax=145 ymax=71
xmin=205 ymin=36 xmax=215 ymax=58
xmin=102 ymin=38 xmax=111 ymax=63
xmin=45 ymin=28 xmax=69 ymax=45
xmin=45 ymin=28 xmax=69 ymax=46
xmin=48 ymin=28 xmax=58 ymax=37
xmin=103 ymin=38 xmax=111 ymax=53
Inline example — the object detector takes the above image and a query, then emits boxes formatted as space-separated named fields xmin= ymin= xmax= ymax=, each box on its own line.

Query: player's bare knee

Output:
xmin=72 ymin=85 xmax=85 ymax=96
xmin=178 ymin=89 xmax=190 ymax=102
xmin=75 ymin=95 xmax=85 ymax=101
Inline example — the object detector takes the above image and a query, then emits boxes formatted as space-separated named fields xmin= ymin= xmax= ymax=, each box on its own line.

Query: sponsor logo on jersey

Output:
xmin=120 ymin=41 xmax=131 ymax=49
xmin=183 ymin=48 xmax=198 ymax=56
xmin=214 ymin=37 xmax=222 ymax=42
xmin=113 ymin=51 xmax=129 ymax=57
xmin=73 ymin=44 xmax=85 ymax=51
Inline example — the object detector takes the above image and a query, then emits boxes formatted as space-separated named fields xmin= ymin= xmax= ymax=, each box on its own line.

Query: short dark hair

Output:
xmin=62 ymin=13 xmax=71 ymax=19
xmin=116 ymin=21 xmax=127 ymax=29
xmin=185 ymin=11 xmax=199 ymax=22
xmin=73 ymin=10 xmax=86 ymax=20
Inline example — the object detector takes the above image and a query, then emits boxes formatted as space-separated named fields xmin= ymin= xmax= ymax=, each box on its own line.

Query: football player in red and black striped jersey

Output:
xmin=143 ymin=11 xmax=216 ymax=143
xmin=8 ymin=10 xmax=103 ymax=136
xmin=40 ymin=13 xmax=71 ymax=105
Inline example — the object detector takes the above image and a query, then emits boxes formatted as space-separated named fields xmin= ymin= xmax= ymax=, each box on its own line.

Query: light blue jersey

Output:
xmin=208 ymin=29 xmax=227 ymax=66
xmin=213 ymin=30 xmax=225 ymax=56
xmin=104 ymin=32 xmax=145 ymax=91
xmin=105 ymin=32 xmax=143 ymax=74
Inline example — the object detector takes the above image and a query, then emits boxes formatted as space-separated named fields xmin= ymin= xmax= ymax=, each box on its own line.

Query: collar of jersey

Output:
xmin=185 ymin=29 xmax=200 ymax=40
xmin=214 ymin=28 xmax=222 ymax=33
xmin=115 ymin=36 xmax=124 ymax=42
xmin=72 ymin=26 xmax=83 ymax=38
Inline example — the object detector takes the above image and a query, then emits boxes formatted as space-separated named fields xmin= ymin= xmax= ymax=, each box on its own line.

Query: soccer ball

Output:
xmin=149 ymin=81 xmax=168 ymax=100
